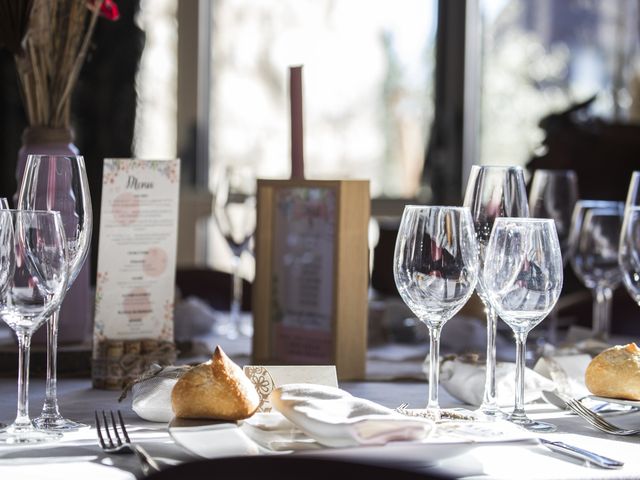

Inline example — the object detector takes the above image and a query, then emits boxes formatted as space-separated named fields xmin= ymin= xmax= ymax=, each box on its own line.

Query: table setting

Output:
xmin=2 ymin=8 xmax=640 ymax=473
xmin=0 ymin=164 xmax=638 ymax=478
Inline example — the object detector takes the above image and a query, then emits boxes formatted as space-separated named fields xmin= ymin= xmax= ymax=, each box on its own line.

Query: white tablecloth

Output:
xmin=0 ymin=376 xmax=640 ymax=479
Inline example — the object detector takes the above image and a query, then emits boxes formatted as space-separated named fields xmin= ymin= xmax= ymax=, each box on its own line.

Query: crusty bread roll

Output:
xmin=585 ymin=343 xmax=640 ymax=401
xmin=171 ymin=346 xmax=259 ymax=420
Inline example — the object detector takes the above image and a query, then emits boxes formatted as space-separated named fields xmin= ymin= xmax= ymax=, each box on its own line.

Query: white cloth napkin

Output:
xmin=267 ymin=384 xmax=434 ymax=448
xmin=129 ymin=365 xmax=189 ymax=422
xmin=438 ymin=357 xmax=555 ymax=407
xmin=438 ymin=354 xmax=593 ymax=407
xmin=533 ymin=354 xmax=592 ymax=398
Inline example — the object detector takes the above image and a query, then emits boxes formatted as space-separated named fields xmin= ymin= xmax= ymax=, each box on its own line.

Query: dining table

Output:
xmin=0 ymin=329 xmax=639 ymax=480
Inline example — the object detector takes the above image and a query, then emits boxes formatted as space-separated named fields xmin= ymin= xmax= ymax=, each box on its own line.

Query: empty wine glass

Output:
xmin=393 ymin=206 xmax=479 ymax=416
xmin=569 ymin=200 xmax=623 ymax=339
xmin=0 ymin=209 xmax=69 ymax=444
xmin=463 ymin=165 xmax=529 ymax=418
xmin=213 ymin=165 xmax=256 ymax=339
xmin=528 ymin=169 xmax=578 ymax=345
xmin=19 ymin=154 xmax=92 ymax=431
xmin=619 ymin=172 xmax=640 ymax=306
xmin=483 ymin=218 xmax=563 ymax=432
xmin=529 ymin=169 xmax=578 ymax=261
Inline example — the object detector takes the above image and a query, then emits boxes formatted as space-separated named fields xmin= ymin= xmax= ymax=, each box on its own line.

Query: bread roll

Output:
xmin=171 ymin=346 xmax=260 ymax=420
xmin=585 ymin=343 xmax=640 ymax=400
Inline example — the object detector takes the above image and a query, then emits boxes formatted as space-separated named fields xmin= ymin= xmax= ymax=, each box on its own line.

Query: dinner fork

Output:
xmin=559 ymin=394 xmax=640 ymax=436
xmin=95 ymin=410 xmax=161 ymax=475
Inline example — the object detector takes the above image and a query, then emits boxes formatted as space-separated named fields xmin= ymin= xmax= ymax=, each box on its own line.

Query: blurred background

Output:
xmin=2 ymin=0 xmax=640 ymax=337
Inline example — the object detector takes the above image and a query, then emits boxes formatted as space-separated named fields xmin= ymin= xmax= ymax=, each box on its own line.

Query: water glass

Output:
xmin=19 ymin=154 xmax=92 ymax=431
xmin=569 ymin=200 xmax=623 ymax=339
xmin=483 ymin=218 xmax=563 ymax=432
xmin=213 ymin=165 xmax=256 ymax=339
xmin=393 ymin=206 xmax=479 ymax=415
xmin=619 ymin=172 xmax=640 ymax=306
xmin=528 ymin=169 xmax=578 ymax=345
xmin=463 ymin=165 xmax=529 ymax=418
xmin=0 ymin=210 xmax=69 ymax=444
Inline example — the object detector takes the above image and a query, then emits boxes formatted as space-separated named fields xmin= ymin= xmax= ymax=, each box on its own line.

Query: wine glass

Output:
xmin=18 ymin=154 xmax=93 ymax=431
xmin=0 ymin=209 xmax=69 ymax=444
xmin=483 ymin=218 xmax=563 ymax=432
xmin=619 ymin=172 xmax=640 ymax=306
xmin=213 ymin=165 xmax=256 ymax=339
xmin=393 ymin=206 xmax=479 ymax=416
xmin=463 ymin=165 xmax=529 ymax=418
xmin=528 ymin=169 xmax=578 ymax=261
xmin=528 ymin=169 xmax=579 ymax=345
xmin=569 ymin=200 xmax=623 ymax=340
xmin=0 ymin=198 xmax=9 ymax=209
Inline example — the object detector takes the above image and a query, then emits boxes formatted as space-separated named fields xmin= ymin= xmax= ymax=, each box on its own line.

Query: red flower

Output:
xmin=87 ymin=0 xmax=120 ymax=21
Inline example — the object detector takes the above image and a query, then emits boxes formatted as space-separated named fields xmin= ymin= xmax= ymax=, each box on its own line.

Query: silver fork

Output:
xmin=95 ymin=410 xmax=161 ymax=475
xmin=560 ymin=394 xmax=640 ymax=436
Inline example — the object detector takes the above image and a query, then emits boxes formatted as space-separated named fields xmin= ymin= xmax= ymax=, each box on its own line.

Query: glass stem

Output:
xmin=593 ymin=287 xmax=613 ymax=340
xmin=511 ymin=331 xmax=529 ymax=423
xmin=41 ymin=310 xmax=61 ymax=418
xmin=15 ymin=331 xmax=33 ymax=428
xmin=230 ymin=255 xmax=242 ymax=336
xmin=481 ymin=306 xmax=499 ymax=409
xmin=426 ymin=324 xmax=442 ymax=412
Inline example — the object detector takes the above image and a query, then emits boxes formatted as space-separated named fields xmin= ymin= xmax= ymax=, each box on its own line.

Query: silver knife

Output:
xmin=538 ymin=438 xmax=624 ymax=469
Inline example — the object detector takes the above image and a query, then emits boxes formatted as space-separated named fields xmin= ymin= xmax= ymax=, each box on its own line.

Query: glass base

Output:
xmin=0 ymin=423 xmax=62 ymax=444
xmin=475 ymin=404 xmax=508 ymax=421
xmin=33 ymin=414 xmax=88 ymax=432
xmin=510 ymin=416 xmax=556 ymax=433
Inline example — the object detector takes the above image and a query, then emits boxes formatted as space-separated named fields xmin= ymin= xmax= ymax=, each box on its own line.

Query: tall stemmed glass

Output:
xmin=0 ymin=210 xmax=69 ymax=444
xmin=393 ymin=206 xmax=479 ymax=416
xmin=569 ymin=200 xmax=623 ymax=340
xmin=483 ymin=218 xmax=563 ymax=432
xmin=619 ymin=172 xmax=640 ymax=306
xmin=213 ymin=165 xmax=256 ymax=339
xmin=19 ymin=154 xmax=92 ymax=431
xmin=463 ymin=165 xmax=529 ymax=418
xmin=528 ymin=169 xmax=578 ymax=344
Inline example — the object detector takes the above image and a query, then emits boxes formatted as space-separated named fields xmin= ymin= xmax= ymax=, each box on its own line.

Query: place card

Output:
xmin=92 ymin=158 xmax=180 ymax=389
xmin=243 ymin=365 xmax=338 ymax=412
xmin=252 ymin=179 xmax=370 ymax=380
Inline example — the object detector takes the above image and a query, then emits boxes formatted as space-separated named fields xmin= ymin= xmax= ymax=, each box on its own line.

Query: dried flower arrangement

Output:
xmin=0 ymin=0 xmax=119 ymax=128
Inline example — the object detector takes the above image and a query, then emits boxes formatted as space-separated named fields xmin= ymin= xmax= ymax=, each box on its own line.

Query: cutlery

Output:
xmin=537 ymin=438 xmax=623 ymax=469
xmin=544 ymin=391 xmax=640 ymax=436
xmin=95 ymin=410 xmax=161 ymax=475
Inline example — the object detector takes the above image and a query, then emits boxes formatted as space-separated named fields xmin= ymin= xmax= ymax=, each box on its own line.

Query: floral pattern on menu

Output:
xmin=102 ymin=159 xmax=179 ymax=185
xmin=94 ymin=271 xmax=109 ymax=343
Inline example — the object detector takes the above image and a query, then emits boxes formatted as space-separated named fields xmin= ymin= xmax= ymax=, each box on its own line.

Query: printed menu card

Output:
xmin=93 ymin=159 xmax=180 ymax=347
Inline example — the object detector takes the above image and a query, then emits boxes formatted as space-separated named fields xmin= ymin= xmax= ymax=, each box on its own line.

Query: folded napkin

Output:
xmin=127 ymin=364 xmax=190 ymax=422
xmin=437 ymin=353 xmax=593 ymax=407
xmin=437 ymin=356 xmax=555 ymax=407
xmin=241 ymin=412 xmax=321 ymax=451
xmin=533 ymin=354 xmax=592 ymax=398
xmin=268 ymin=384 xmax=434 ymax=448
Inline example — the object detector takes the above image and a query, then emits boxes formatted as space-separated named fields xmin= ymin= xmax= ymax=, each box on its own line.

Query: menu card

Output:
xmin=93 ymin=159 xmax=180 ymax=345
xmin=271 ymin=187 xmax=336 ymax=363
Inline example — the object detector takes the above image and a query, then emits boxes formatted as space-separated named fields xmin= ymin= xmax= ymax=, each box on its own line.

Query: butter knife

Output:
xmin=538 ymin=438 xmax=624 ymax=469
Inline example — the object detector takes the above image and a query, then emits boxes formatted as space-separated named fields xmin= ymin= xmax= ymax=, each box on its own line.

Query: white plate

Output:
xmin=588 ymin=395 xmax=640 ymax=407
xmin=169 ymin=418 xmax=269 ymax=459
xmin=169 ymin=413 xmax=534 ymax=463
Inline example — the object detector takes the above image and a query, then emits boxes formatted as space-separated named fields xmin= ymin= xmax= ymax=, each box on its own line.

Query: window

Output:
xmin=209 ymin=0 xmax=437 ymax=199
xmin=479 ymin=0 xmax=640 ymax=169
